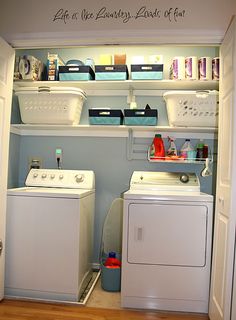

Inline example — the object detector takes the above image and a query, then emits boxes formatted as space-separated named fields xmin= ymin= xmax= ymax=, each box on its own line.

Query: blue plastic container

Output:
xmin=124 ymin=109 xmax=158 ymax=126
xmin=59 ymin=65 xmax=95 ymax=81
xmin=89 ymin=109 xmax=123 ymax=125
xmin=131 ymin=64 xmax=163 ymax=80
xmin=95 ymin=65 xmax=128 ymax=81
xmin=101 ymin=253 xmax=121 ymax=292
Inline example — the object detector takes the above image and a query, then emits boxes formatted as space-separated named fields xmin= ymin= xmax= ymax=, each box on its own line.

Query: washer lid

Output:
xmin=7 ymin=187 xmax=94 ymax=198
xmin=129 ymin=171 xmax=200 ymax=193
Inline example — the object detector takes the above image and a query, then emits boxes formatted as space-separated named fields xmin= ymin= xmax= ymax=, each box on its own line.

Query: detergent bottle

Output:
xmin=180 ymin=139 xmax=194 ymax=159
xmin=196 ymin=139 xmax=205 ymax=160
xmin=149 ymin=134 xmax=165 ymax=159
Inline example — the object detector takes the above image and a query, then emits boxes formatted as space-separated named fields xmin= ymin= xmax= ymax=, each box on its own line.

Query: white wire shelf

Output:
xmin=148 ymin=157 xmax=211 ymax=164
xmin=147 ymin=148 xmax=213 ymax=164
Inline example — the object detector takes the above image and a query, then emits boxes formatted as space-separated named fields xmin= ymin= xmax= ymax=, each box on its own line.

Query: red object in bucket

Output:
xmin=104 ymin=252 xmax=121 ymax=267
xmin=105 ymin=265 xmax=120 ymax=269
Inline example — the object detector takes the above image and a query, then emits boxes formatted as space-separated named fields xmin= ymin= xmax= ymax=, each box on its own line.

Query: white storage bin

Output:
xmin=163 ymin=90 xmax=219 ymax=127
xmin=15 ymin=86 xmax=86 ymax=125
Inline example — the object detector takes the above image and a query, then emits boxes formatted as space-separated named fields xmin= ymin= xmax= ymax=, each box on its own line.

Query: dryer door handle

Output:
xmin=136 ymin=227 xmax=143 ymax=241
xmin=219 ymin=197 xmax=224 ymax=207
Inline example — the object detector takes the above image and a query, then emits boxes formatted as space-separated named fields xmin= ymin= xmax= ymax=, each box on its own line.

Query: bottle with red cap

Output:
xmin=149 ymin=134 xmax=165 ymax=160
xmin=104 ymin=252 xmax=121 ymax=269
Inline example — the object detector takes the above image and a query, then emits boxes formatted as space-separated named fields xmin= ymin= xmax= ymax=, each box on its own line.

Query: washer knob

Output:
xmin=50 ymin=174 xmax=55 ymax=179
xmin=59 ymin=174 xmax=64 ymax=180
xmin=180 ymin=173 xmax=189 ymax=183
xmin=33 ymin=173 xmax=38 ymax=178
xmin=41 ymin=173 xmax=47 ymax=179
xmin=75 ymin=174 xmax=84 ymax=183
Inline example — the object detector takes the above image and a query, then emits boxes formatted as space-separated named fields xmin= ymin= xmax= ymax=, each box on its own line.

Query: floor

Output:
xmin=86 ymin=277 xmax=209 ymax=319
xmin=86 ymin=278 xmax=121 ymax=309
xmin=0 ymin=275 xmax=209 ymax=320
xmin=0 ymin=299 xmax=210 ymax=320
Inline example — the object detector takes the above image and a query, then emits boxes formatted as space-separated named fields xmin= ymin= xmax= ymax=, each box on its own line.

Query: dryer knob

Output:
xmin=42 ymin=173 xmax=47 ymax=179
xmin=33 ymin=173 xmax=38 ymax=178
xmin=75 ymin=174 xmax=84 ymax=183
xmin=59 ymin=174 xmax=64 ymax=180
xmin=180 ymin=173 xmax=189 ymax=183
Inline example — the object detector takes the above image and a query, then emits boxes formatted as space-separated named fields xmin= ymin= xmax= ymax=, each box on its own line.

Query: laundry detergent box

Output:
xmin=89 ymin=109 xmax=123 ymax=125
xmin=131 ymin=64 xmax=163 ymax=80
xmin=95 ymin=65 xmax=128 ymax=81
xmin=124 ymin=109 xmax=158 ymax=126
xmin=47 ymin=53 xmax=65 ymax=81
xmin=59 ymin=65 xmax=95 ymax=81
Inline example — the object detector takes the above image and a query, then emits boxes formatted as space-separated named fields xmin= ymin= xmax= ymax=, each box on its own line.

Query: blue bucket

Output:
xmin=100 ymin=254 xmax=121 ymax=292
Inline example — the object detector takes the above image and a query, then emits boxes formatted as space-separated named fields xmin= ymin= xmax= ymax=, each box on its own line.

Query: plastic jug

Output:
xmin=149 ymin=134 xmax=165 ymax=159
xmin=180 ymin=139 xmax=194 ymax=159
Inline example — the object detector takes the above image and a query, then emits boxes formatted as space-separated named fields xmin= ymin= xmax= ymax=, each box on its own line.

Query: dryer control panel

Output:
xmin=130 ymin=171 xmax=200 ymax=193
xmin=25 ymin=169 xmax=95 ymax=189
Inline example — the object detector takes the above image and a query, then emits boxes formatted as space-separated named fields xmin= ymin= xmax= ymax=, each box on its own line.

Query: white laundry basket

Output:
xmin=15 ymin=86 xmax=86 ymax=125
xmin=163 ymin=90 xmax=219 ymax=127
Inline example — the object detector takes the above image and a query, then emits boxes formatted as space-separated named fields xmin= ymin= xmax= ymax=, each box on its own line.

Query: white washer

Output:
xmin=121 ymin=171 xmax=213 ymax=313
xmin=5 ymin=169 xmax=95 ymax=302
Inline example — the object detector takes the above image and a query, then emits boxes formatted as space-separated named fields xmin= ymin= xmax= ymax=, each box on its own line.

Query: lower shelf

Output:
xmin=10 ymin=124 xmax=217 ymax=139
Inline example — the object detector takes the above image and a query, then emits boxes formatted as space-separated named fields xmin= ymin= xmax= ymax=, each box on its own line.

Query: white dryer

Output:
xmin=121 ymin=171 xmax=213 ymax=313
xmin=5 ymin=169 xmax=95 ymax=302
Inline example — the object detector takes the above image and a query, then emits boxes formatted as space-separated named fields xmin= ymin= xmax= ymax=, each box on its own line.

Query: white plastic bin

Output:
xmin=163 ymin=90 xmax=219 ymax=127
xmin=15 ymin=86 xmax=86 ymax=125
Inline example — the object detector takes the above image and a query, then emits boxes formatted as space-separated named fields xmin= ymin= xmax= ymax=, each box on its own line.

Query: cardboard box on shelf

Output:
xmin=47 ymin=53 xmax=65 ymax=81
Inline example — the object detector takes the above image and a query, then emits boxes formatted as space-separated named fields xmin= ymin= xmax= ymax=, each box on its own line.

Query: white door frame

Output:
xmin=0 ymin=37 xmax=15 ymax=299
xmin=209 ymin=16 xmax=236 ymax=320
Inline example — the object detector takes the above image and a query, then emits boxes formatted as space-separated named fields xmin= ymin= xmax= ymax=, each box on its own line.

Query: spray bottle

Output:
xmin=166 ymin=136 xmax=177 ymax=157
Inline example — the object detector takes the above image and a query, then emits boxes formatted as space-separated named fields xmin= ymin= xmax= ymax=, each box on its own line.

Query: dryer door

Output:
xmin=127 ymin=202 xmax=208 ymax=267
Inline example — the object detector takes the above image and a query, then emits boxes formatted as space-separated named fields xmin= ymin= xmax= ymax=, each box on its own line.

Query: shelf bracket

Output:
xmin=127 ymin=129 xmax=151 ymax=161
xmin=127 ymin=128 xmax=133 ymax=161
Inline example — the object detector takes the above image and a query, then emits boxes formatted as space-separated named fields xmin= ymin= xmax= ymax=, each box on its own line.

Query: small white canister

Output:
xmin=199 ymin=57 xmax=212 ymax=80
xmin=172 ymin=56 xmax=185 ymax=80
xmin=185 ymin=56 xmax=198 ymax=80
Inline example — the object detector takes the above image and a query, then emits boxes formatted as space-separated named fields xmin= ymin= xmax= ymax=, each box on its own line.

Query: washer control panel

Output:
xmin=25 ymin=169 xmax=95 ymax=189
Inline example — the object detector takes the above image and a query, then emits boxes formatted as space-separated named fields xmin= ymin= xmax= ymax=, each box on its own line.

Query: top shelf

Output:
xmin=13 ymin=80 xmax=219 ymax=92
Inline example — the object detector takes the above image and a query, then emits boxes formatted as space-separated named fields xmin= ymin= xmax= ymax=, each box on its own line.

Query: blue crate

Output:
xmin=89 ymin=109 xmax=123 ymax=125
xmin=59 ymin=66 xmax=95 ymax=81
xmin=131 ymin=64 xmax=163 ymax=80
xmin=95 ymin=65 xmax=128 ymax=81
xmin=124 ymin=109 xmax=158 ymax=126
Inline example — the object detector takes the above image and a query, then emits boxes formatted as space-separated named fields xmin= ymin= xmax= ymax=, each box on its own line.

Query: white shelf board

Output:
xmin=13 ymin=80 xmax=219 ymax=92
xmin=10 ymin=124 xmax=218 ymax=139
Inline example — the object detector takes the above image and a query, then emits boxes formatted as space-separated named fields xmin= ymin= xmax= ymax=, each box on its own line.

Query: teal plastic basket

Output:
xmin=100 ymin=254 xmax=121 ymax=292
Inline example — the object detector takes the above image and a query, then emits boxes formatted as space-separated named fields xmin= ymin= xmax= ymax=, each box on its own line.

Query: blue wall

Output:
xmin=8 ymin=132 xmax=217 ymax=262
xmin=8 ymin=45 xmax=219 ymax=263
